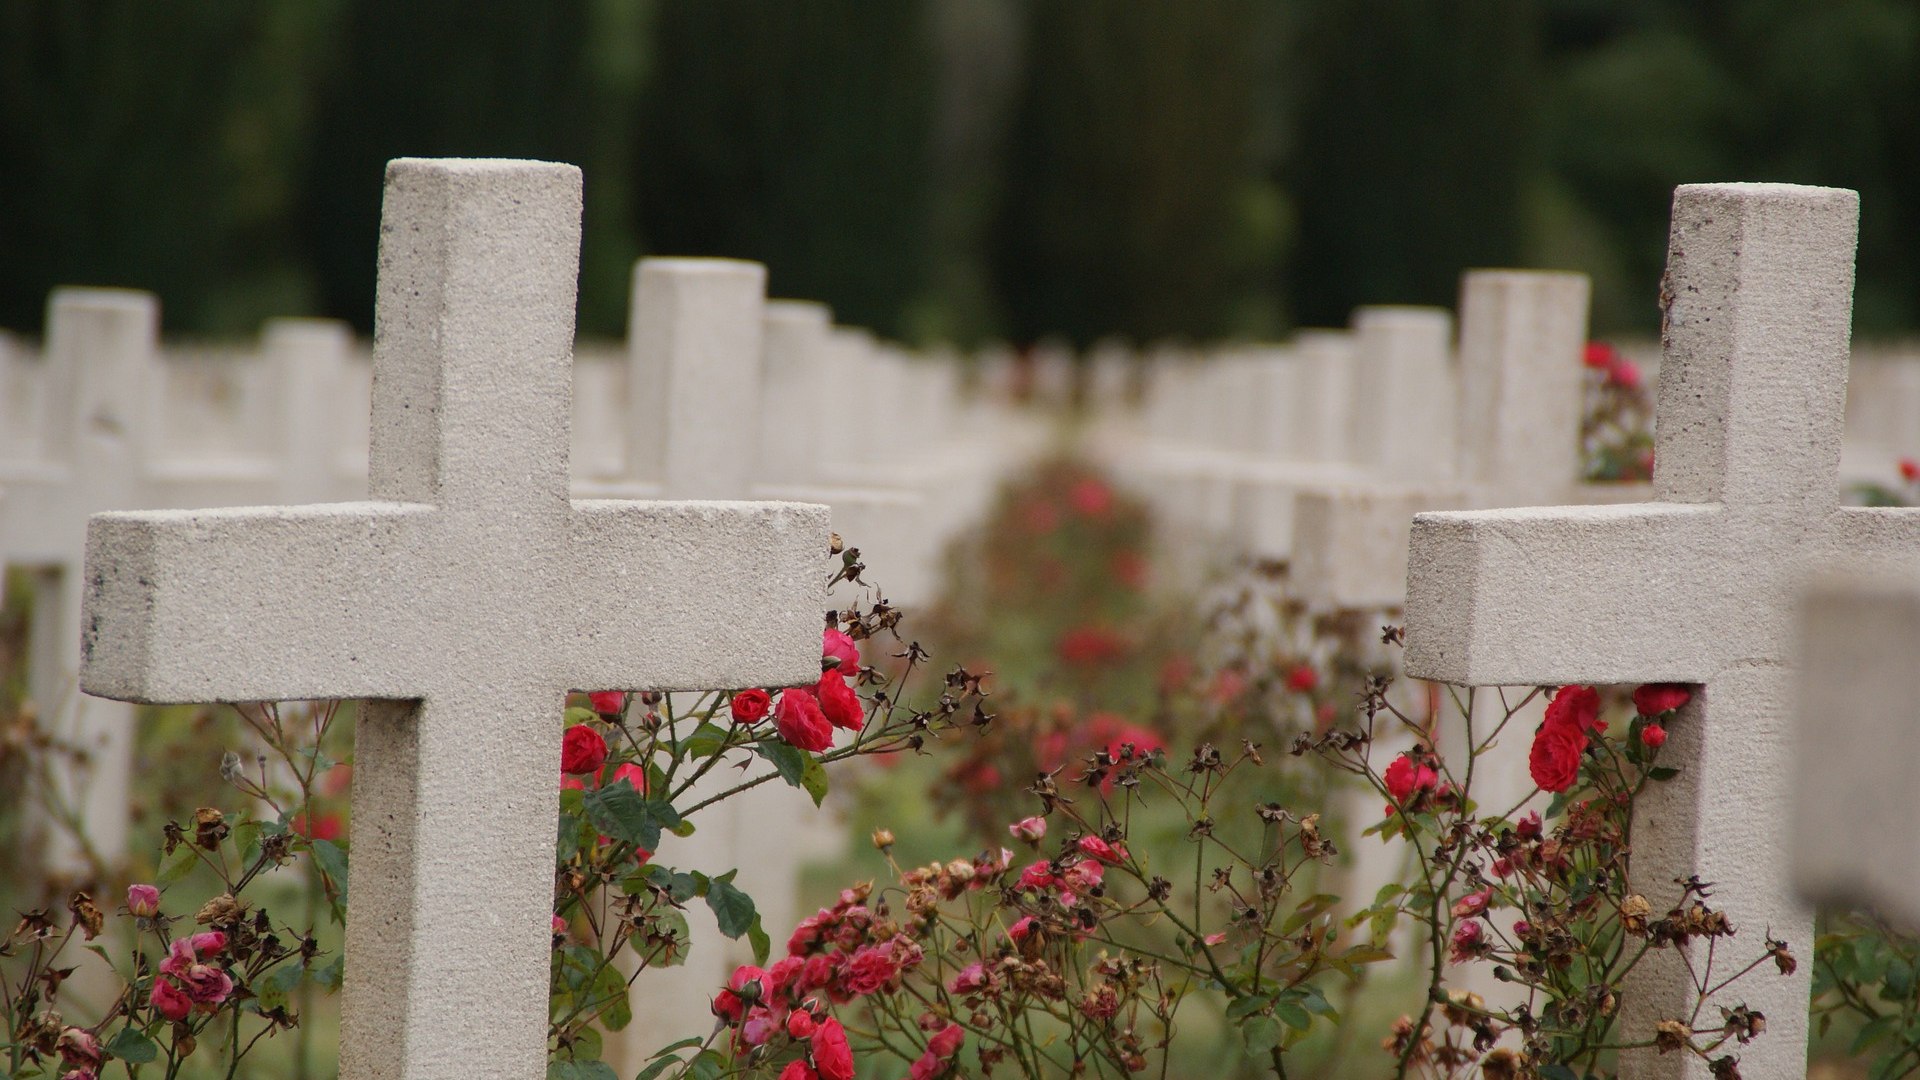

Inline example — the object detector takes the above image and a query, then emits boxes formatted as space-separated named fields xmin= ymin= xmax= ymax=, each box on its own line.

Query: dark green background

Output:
xmin=2 ymin=0 xmax=1914 ymax=345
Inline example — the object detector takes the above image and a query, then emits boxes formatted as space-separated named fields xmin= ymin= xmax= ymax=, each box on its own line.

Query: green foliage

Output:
xmin=634 ymin=0 xmax=938 ymax=338
xmin=988 ymin=0 xmax=1284 ymax=347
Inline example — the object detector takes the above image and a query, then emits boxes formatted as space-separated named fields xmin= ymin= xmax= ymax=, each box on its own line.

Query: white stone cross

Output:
xmin=1234 ymin=308 xmax=1452 ymax=564
xmin=1 ymin=288 xmax=157 ymax=874
xmin=1290 ymin=270 xmax=1632 ymax=610
xmin=79 ymin=159 xmax=829 ymax=1080
xmin=1405 ymin=183 xmax=1920 ymax=1079
xmin=1793 ymin=566 xmax=1920 ymax=929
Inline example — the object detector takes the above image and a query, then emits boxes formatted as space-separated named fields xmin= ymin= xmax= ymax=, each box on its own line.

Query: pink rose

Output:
xmin=731 ymin=688 xmax=772 ymax=724
xmin=839 ymin=944 xmax=898 ymax=996
xmin=1451 ymin=887 xmax=1494 ymax=920
xmin=160 ymin=932 xmax=233 ymax=1005
xmin=811 ymin=1017 xmax=855 ymax=1080
xmin=57 ymin=1028 xmax=103 ymax=1068
xmin=1007 ymin=916 xmax=1036 ymax=944
xmin=150 ymin=976 xmax=192 ymax=1021
xmin=1076 ymin=836 xmax=1126 ymax=864
xmin=948 ymin=962 xmax=989 ymax=995
xmin=1009 ymin=816 xmax=1046 ymax=843
xmin=127 ymin=883 xmax=160 ymax=919
xmin=1017 ymin=860 xmax=1056 ymax=891
xmin=1449 ymin=919 xmax=1486 ymax=964
xmin=928 ymin=1022 xmax=964 ymax=1059
xmin=775 ymin=689 xmax=834 ymax=752
xmin=560 ymin=724 xmax=608 ymax=776
xmin=712 ymin=964 xmax=766 ymax=1023
xmin=787 ymin=1009 xmax=817 ymax=1039
xmin=823 ymin=628 xmax=860 ymax=671
xmin=740 ymin=1007 xmax=778 ymax=1047
xmin=815 ymin=669 xmax=864 ymax=731
xmin=1069 ymin=478 xmax=1114 ymax=517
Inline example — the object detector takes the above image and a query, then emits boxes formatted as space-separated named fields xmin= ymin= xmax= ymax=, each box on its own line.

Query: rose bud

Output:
xmin=127 ymin=884 xmax=161 ymax=919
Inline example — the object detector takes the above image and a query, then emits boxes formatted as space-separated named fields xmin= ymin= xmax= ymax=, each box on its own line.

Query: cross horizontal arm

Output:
xmin=563 ymin=499 xmax=830 ymax=692
xmin=81 ymin=503 xmax=432 ymax=703
xmin=1404 ymin=502 xmax=1724 ymax=685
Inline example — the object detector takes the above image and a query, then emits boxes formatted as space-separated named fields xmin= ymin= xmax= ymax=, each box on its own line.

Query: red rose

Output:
xmin=587 ymin=691 xmax=625 ymax=716
xmin=607 ymin=762 xmax=646 ymax=794
xmin=1544 ymin=685 xmax=1603 ymax=733
xmin=787 ymin=1010 xmax=816 ymax=1039
xmin=1607 ymin=357 xmax=1642 ymax=390
xmin=1285 ymin=664 xmax=1319 ymax=693
xmin=838 ymin=943 xmax=898 ymax=996
xmin=780 ymin=1061 xmax=819 ymax=1080
xmin=1529 ymin=719 xmax=1587 ymax=793
xmin=1640 ymin=723 xmax=1668 ymax=749
xmin=1583 ymin=341 xmax=1616 ymax=369
xmin=815 ymin=669 xmax=864 ymax=731
xmin=1631 ymin=683 xmax=1691 ymax=717
xmin=775 ymin=689 xmax=833 ymax=752
xmin=1902 ymin=457 xmax=1920 ymax=483
xmin=560 ymin=724 xmax=608 ymax=776
xmin=811 ymin=1017 xmax=855 ymax=1080
xmin=1383 ymin=752 xmax=1438 ymax=804
xmin=823 ymin=628 xmax=860 ymax=672
xmin=730 ymin=688 xmax=772 ymax=724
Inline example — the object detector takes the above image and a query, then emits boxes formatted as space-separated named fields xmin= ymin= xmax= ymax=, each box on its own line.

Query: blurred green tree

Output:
xmin=633 ymin=0 xmax=937 ymax=338
xmin=1285 ymin=0 xmax=1542 ymax=328
xmin=293 ymin=0 xmax=640 ymax=334
xmin=0 ymin=0 xmax=337 ymax=334
xmin=986 ymin=0 xmax=1283 ymax=349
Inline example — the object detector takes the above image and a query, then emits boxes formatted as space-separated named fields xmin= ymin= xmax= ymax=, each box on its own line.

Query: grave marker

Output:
xmin=79 ymin=159 xmax=829 ymax=1080
xmin=1793 ymin=566 xmax=1920 ymax=929
xmin=1405 ymin=183 xmax=1920 ymax=1078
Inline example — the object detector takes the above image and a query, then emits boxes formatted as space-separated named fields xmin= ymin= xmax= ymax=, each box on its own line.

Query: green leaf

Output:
xmin=747 ymin=918 xmax=771 ymax=966
xmin=1241 ymin=1015 xmax=1282 ymax=1054
xmin=1648 ymin=766 xmax=1681 ymax=782
xmin=1274 ymin=997 xmax=1311 ymax=1031
xmin=1226 ymin=993 xmax=1274 ymax=1020
xmin=592 ymin=961 xmax=632 ymax=1032
xmin=635 ymin=1057 xmax=683 ymax=1080
xmin=232 ymin=819 xmax=263 ymax=864
xmin=1539 ymin=1066 xmax=1577 ymax=1080
xmin=690 ymin=1048 xmax=726 ymax=1080
xmin=756 ymin=740 xmax=809 ymax=789
xmin=564 ymin=706 xmax=599 ymax=726
xmin=105 ymin=1026 xmax=159 ymax=1063
xmin=314 ymin=954 xmax=344 ymax=991
xmin=156 ymin=845 xmax=199 ymax=887
xmin=799 ymin=752 xmax=830 ymax=807
xmin=310 ymin=838 xmax=350 ymax=904
xmin=583 ymin=784 xmax=680 ymax=850
xmin=706 ymin=876 xmax=757 ymax=939
xmin=682 ymin=722 xmax=731 ymax=761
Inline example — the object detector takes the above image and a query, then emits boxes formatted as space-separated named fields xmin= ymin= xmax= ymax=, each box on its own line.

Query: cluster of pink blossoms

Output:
xmin=150 ymin=930 xmax=234 ymax=1021
xmin=713 ymin=885 xmax=948 ymax=1078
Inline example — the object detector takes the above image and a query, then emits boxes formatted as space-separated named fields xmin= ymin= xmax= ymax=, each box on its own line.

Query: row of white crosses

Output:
xmin=78 ymin=158 xmax=833 ymax=1080
xmin=0 ymin=296 xmax=361 ymax=873
xmin=1405 ymin=183 xmax=1920 ymax=1079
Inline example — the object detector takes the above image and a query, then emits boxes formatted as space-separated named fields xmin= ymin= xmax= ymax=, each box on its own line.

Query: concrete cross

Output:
xmin=1290 ymin=270 xmax=1637 ymax=610
xmin=1234 ymin=308 xmax=1452 ymax=563
xmin=79 ymin=159 xmax=828 ymax=1080
xmin=1793 ymin=566 xmax=1920 ymax=929
xmin=1 ymin=289 xmax=157 ymax=874
xmin=1405 ymin=183 xmax=1920 ymax=1079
